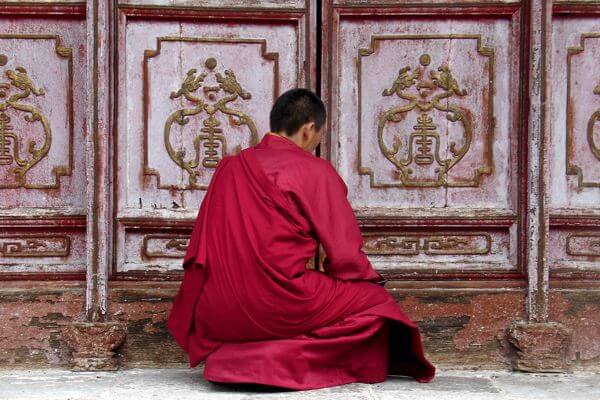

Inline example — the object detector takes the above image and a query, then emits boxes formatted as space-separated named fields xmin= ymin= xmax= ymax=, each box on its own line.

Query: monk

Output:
xmin=167 ymin=88 xmax=435 ymax=390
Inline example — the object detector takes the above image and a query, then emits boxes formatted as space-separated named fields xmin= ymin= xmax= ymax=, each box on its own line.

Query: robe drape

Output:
xmin=167 ymin=133 xmax=435 ymax=390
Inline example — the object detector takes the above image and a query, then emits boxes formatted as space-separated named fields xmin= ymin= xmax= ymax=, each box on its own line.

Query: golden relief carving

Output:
xmin=165 ymin=57 xmax=258 ymax=185
xmin=357 ymin=35 xmax=495 ymax=188
xmin=0 ymin=235 xmax=70 ymax=257
xmin=363 ymin=233 xmax=491 ymax=256
xmin=0 ymin=65 xmax=50 ymax=187
xmin=566 ymin=33 xmax=600 ymax=189
xmin=142 ymin=234 xmax=189 ymax=259
xmin=566 ymin=234 xmax=600 ymax=257
xmin=589 ymin=83 xmax=600 ymax=162
xmin=0 ymin=35 xmax=73 ymax=189
xmin=587 ymin=84 xmax=600 ymax=161
xmin=144 ymin=37 xmax=279 ymax=191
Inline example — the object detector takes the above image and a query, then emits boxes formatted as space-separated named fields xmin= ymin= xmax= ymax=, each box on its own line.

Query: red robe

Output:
xmin=167 ymin=133 xmax=435 ymax=389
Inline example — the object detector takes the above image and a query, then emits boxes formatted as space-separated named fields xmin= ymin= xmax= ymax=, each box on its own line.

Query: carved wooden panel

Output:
xmin=142 ymin=37 xmax=278 ymax=191
xmin=549 ymin=228 xmax=600 ymax=276
xmin=550 ymin=14 xmax=600 ymax=278
xmin=0 ymin=7 xmax=87 ymax=278
xmin=122 ymin=227 xmax=192 ymax=273
xmin=551 ymin=18 xmax=600 ymax=207
xmin=114 ymin=2 xmax=315 ymax=275
xmin=323 ymin=2 xmax=521 ymax=277
xmin=357 ymin=35 xmax=495 ymax=191
xmin=0 ymin=226 xmax=85 ymax=274
xmin=361 ymin=229 xmax=512 ymax=275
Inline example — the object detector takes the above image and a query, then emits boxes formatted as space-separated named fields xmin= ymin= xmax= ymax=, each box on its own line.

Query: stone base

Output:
xmin=61 ymin=321 xmax=127 ymax=371
xmin=506 ymin=321 xmax=572 ymax=373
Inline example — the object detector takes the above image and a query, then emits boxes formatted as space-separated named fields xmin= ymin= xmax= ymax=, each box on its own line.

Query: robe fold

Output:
xmin=167 ymin=133 xmax=435 ymax=390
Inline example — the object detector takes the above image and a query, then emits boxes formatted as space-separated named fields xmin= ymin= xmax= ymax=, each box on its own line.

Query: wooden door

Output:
xmin=549 ymin=3 xmax=600 ymax=281
xmin=321 ymin=1 xmax=523 ymax=281
xmin=0 ymin=2 xmax=87 ymax=280
xmin=111 ymin=0 xmax=317 ymax=278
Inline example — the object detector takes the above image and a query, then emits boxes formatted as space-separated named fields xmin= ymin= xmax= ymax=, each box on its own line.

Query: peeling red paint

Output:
xmin=549 ymin=292 xmax=600 ymax=363
xmin=0 ymin=285 xmax=84 ymax=367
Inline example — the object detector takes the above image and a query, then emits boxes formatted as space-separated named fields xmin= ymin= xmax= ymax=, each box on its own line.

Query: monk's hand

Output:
xmin=317 ymin=243 xmax=326 ymax=273
xmin=375 ymin=278 xmax=388 ymax=287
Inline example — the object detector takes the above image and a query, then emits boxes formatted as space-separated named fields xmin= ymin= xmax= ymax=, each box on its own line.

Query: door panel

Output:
xmin=322 ymin=1 xmax=522 ymax=277
xmin=550 ymin=12 xmax=600 ymax=279
xmin=113 ymin=1 xmax=315 ymax=276
xmin=0 ymin=5 xmax=87 ymax=278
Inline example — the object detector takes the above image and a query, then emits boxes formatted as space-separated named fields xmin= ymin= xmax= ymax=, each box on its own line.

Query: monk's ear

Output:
xmin=301 ymin=122 xmax=312 ymax=140
xmin=306 ymin=121 xmax=317 ymax=137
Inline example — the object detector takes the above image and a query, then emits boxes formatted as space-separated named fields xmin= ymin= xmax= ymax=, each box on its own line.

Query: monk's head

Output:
xmin=269 ymin=88 xmax=326 ymax=153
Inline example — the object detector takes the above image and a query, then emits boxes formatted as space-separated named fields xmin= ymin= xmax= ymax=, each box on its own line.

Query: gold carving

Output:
xmin=165 ymin=56 xmax=257 ymax=183
xmin=566 ymin=234 xmax=600 ymax=257
xmin=0 ymin=35 xmax=73 ymax=189
xmin=566 ymin=33 xmax=600 ymax=188
xmin=588 ymin=83 xmax=600 ymax=162
xmin=0 ymin=235 xmax=70 ymax=257
xmin=358 ymin=35 xmax=494 ymax=188
xmin=142 ymin=234 xmax=189 ymax=259
xmin=143 ymin=37 xmax=279 ymax=190
xmin=363 ymin=233 xmax=491 ymax=256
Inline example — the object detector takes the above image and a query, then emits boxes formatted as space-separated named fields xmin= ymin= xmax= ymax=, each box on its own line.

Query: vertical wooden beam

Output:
xmin=63 ymin=1 xmax=125 ymax=371
xmin=525 ymin=0 xmax=551 ymax=323
xmin=85 ymin=0 xmax=112 ymax=322
xmin=507 ymin=0 xmax=571 ymax=373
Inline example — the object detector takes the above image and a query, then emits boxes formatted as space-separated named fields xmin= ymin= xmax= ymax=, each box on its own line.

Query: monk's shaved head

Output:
xmin=269 ymin=88 xmax=326 ymax=137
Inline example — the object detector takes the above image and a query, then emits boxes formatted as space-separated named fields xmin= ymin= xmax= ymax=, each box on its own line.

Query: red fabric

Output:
xmin=167 ymin=133 xmax=435 ymax=389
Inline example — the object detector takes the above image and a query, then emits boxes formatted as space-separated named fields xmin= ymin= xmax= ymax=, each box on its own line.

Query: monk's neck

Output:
xmin=265 ymin=131 xmax=304 ymax=149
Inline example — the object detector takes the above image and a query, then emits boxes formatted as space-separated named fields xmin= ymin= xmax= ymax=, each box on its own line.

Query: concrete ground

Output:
xmin=0 ymin=368 xmax=598 ymax=400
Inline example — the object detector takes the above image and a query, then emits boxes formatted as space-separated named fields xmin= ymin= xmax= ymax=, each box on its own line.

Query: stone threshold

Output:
xmin=0 ymin=368 xmax=599 ymax=400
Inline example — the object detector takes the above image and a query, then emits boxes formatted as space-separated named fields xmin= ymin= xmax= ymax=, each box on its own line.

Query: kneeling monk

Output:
xmin=167 ymin=88 xmax=435 ymax=389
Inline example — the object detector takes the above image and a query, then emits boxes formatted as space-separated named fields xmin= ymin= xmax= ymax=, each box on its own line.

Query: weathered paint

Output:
xmin=2 ymin=282 xmax=599 ymax=371
xmin=108 ymin=283 xmax=187 ymax=367
xmin=0 ymin=282 xmax=84 ymax=369
xmin=523 ymin=0 xmax=552 ymax=323
xmin=549 ymin=290 xmax=600 ymax=370
xmin=391 ymin=290 xmax=526 ymax=368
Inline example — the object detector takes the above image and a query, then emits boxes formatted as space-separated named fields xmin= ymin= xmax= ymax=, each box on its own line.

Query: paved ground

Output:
xmin=0 ymin=368 xmax=598 ymax=400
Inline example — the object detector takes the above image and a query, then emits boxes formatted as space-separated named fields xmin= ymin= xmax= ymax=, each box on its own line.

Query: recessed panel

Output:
xmin=334 ymin=17 xmax=518 ymax=211
xmin=0 ymin=227 xmax=86 ymax=274
xmin=362 ymin=229 xmax=514 ymax=273
xmin=549 ymin=228 xmax=600 ymax=275
xmin=551 ymin=17 xmax=600 ymax=208
xmin=0 ymin=23 xmax=86 ymax=209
